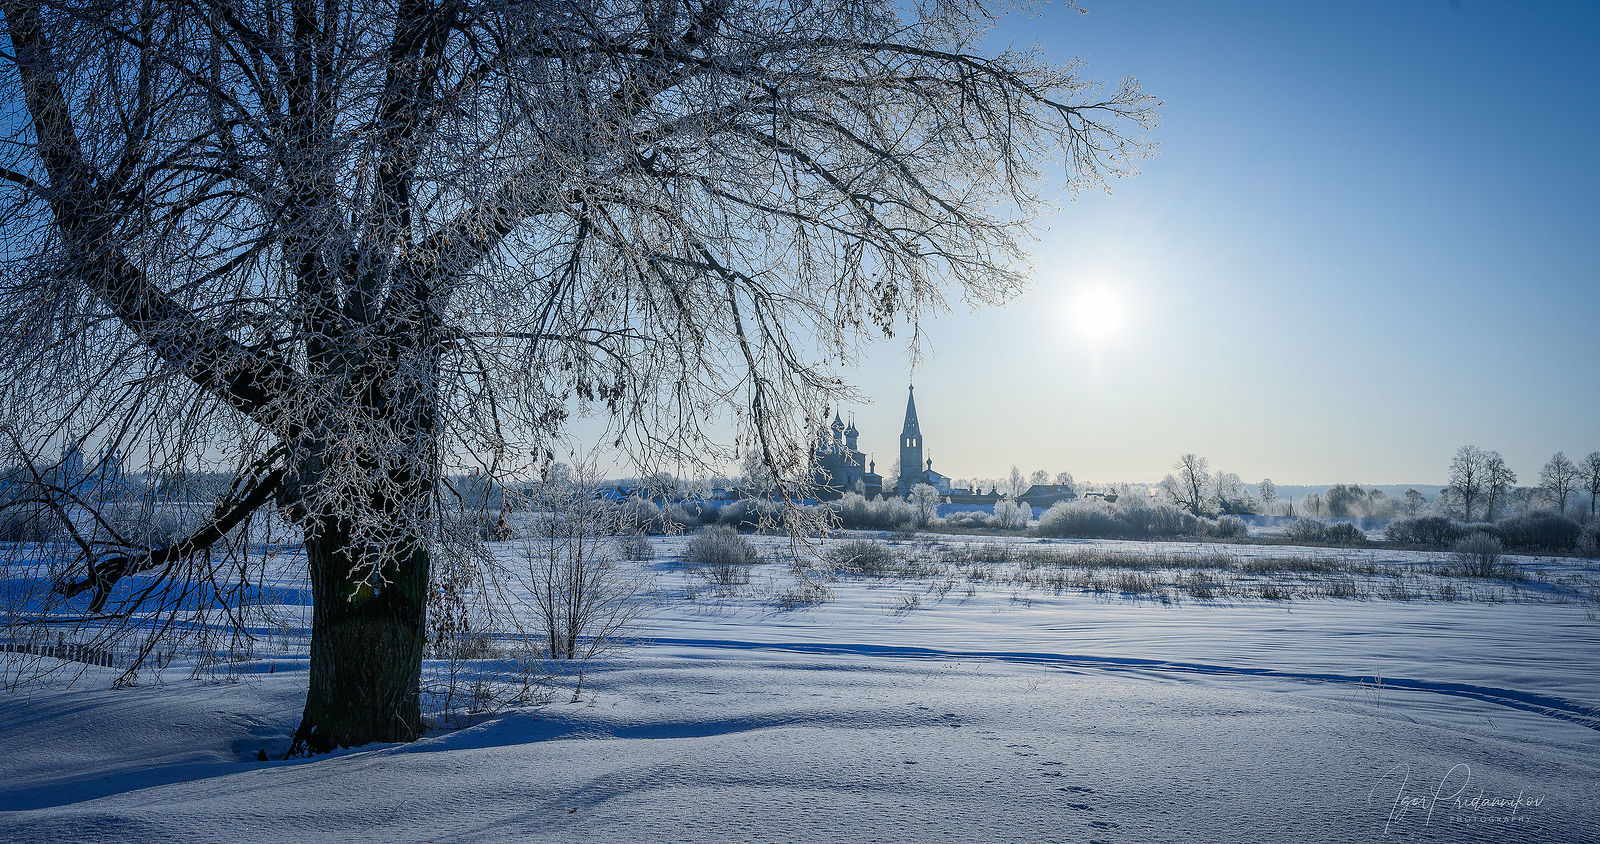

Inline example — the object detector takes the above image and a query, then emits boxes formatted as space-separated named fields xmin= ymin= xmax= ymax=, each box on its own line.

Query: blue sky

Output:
xmin=815 ymin=0 xmax=1599 ymax=486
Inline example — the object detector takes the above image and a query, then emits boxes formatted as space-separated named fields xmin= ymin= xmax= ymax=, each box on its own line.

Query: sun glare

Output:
xmin=1066 ymin=285 xmax=1127 ymax=345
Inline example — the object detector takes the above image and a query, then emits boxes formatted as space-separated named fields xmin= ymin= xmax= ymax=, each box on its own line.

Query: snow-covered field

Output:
xmin=3 ymin=532 xmax=1598 ymax=842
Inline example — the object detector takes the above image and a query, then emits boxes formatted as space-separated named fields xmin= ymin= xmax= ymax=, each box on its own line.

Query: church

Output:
xmin=809 ymin=385 xmax=951 ymax=500
xmin=894 ymin=385 xmax=952 ymax=496
xmin=808 ymin=412 xmax=884 ymax=499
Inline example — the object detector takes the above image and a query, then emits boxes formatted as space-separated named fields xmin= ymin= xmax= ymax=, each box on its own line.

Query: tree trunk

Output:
xmin=293 ymin=516 xmax=431 ymax=753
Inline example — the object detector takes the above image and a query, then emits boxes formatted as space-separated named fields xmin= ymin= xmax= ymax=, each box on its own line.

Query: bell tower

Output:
xmin=897 ymin=384 xmax=922 ymax=496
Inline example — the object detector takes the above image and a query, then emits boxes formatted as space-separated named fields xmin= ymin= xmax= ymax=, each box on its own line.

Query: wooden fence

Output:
xmin=1 ymin=634 xmax=126 ymax=668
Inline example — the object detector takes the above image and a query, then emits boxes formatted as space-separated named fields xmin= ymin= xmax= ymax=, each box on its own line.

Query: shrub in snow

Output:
xmin=716 ymin=497 xmax=788 ymax=530
xmin=673 ymin=499 xmax=720 ymax=524
xmin=1323 ymin=522 xmax=1366 ymax=546
xmin=940 ymin=510 xmax=997 ymax=530
xmin=826 ymin=492 xmax=918 ymax=531
xmin=661 ymin=503 xmax=702 ymax=532
xmin=700 ymin=559 xmax=752 ymax=586
xmin=1038 ymin=500 xmax=1205 ymax=539
xmin=686 ymin=525 xmax=761 ymax=567
xmin=1453 ymin=532 xmax=1509 ymax=578
xmin=825 ymin=538 xmax=900 ymax=575
xmin=1037 ymin=500 xmax=1120 ymax=538
xmin=102 ymin=502 xmax=190 ymax=548
xmin=1213 ymin=515 xmax=1248 ymax=539
xmin=616 ymin=496 xmax=664 ymax=533
xmin=0 ymin=504 xmax=63 ymax=543
xmin=908 ymin=484 xmax=941 ymax=527
xmin=508 ymin=477 xmax=651 ymax=670
xmin=771 ymin=582 xmax=832 ymax=609
xmin=1578 ymin=520 xmax=1599 ymax=558
xmin=612 ymin=497 xmax=708 ymax=535
xmin=1120 ymin=502 xmax=1203 ymax=537
xmin=1384 ymin=516 xmax=1465 ymax=547
xmin=830 ymin=492 xmax=874 ymax=528
xmin=1491 ymin=511 xmax=1580 ymax=553
xmin=1283 ymin=518 xmax=1329 ymax=543
xmin=876 ymin=496 xmax=920 ymax=530
xmin=684 ymin=526 xmax=760 ymax=587
xmin=620 ymin=534 xmax=655 ymax=562
xmin=992 ymin=499 xmax=1031 ymax=530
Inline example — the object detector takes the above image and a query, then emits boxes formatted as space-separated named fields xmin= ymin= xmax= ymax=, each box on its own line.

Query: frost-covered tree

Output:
xmin=1583 ymin=452 xmax=1600 ymax=520
xmin=992 ymin=498 xmax=1029 ymax=530
xmin=1213 ymin=471 xmax=1252 ymax=514
xmin=0 ymin=0 xmax=1152 ymax=750
xmin=909 ymin=483 xmax=941 ymax=528
xmin=1161 ymin=453 xmax=1211 ymax=517
xmin=1257 ymin=478 xmax=1277 ymax=510
xmin=1403 ymin=488 xmax=1426 ymax=517
xmin=1054 ymin=471 xmax=1074 ymax=489
xmin=1539 ymin=451 xmax=1579 ymax=515
xmin=1324 ymin=484 xmax=1365 ymax=518
xmin=1007 ymin=465 xmax=1027 ymax=498
xmin=1030 ymin=469 xmax=1049 ymax=486
xmin=1484 ymin=451 xmax=1515 ymax=522
xmin=1447 ymin=446 xmax=1487 ymax=521
xmin=517 ymin=466 xmax=647 ymax=663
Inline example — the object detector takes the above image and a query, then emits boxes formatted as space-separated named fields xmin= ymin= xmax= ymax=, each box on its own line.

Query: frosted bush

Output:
xmin=1283 ymin=518 xmax=1329 ymax=543
xmin=1213 ymin=515 xmax=1248 ymax=539
xmin=1453 ymin=532 xmax=1508 ymax=578
xmin=619 ymin=534 xmax=654 ymax=561
xmin=103 ymin=502 xmax=191 ymax=548
xmin=617 ymin=497 xmax=663 ymax=533
xmin=1038 ymin=500 xmax=1205 ymax=539
xmin=992 ymin=500 xmax=1031 ymax=530
xmin=825 ymin=492 xmax=918 ymax=531
xmin=1492 ymin=511 xmax=1580 ymax=553
xmin=1323 ymin=522 xmax=1366 ymax=546
xmin=716 ymin=497 xmax=787 ymax=530
xmin=825 ymin=538 xmax=900 ymax=575
xmin=941 ymin=510 xmax=997 ymax=529
xmin=1122 ymin=502 xmax=1201 ymax=537
xmin=1578 ymin=521 xmax=1598 ymax=558
xmin=661 ymin=504 xmax=701 ymax=532
xmin=1384 ymin=516 xmax=1464 ymax=547
xmin=685 ymin=525 xmax=760 ymax=586
xmin=1037 ymin=500 xmax=1119 ymax=537
xmin=685 ymin=525 xmax=761 ymax=566
xmin=0 ymin=505 xmax=62 ymax=543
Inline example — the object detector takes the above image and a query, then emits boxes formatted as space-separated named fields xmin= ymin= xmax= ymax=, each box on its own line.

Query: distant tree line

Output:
xmin=1444 ymin=445 xmax=1600 ymax=522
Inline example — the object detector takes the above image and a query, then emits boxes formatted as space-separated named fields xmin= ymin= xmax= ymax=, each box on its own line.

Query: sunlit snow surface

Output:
xmin=3 ymin=532 xmax=1597 ymax=843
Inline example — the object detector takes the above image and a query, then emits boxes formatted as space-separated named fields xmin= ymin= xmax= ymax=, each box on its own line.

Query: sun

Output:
xmin=1066 ymin=284 xmax=1128 ymax=345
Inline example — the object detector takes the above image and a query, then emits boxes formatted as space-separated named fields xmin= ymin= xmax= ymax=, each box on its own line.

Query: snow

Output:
xmin=3 ymin=531 xmax=1598 ymax=842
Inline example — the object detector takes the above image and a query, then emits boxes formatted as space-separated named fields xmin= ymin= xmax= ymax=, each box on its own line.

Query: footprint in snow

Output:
xmin=1089 ymin=821 xmax=1119 ymax=830
xmin=1064 ymin=802 xmax=1093 ymax=811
